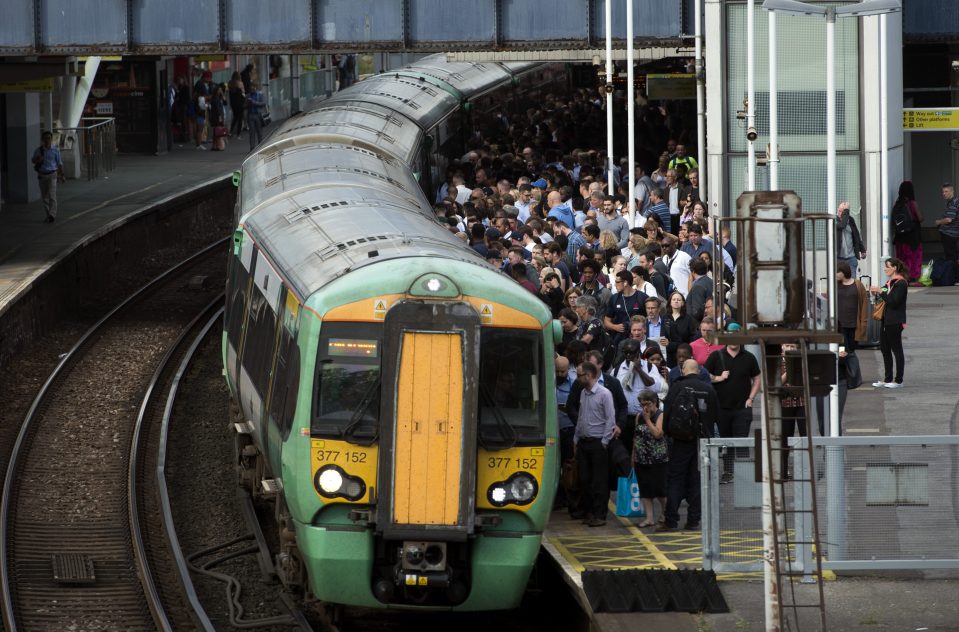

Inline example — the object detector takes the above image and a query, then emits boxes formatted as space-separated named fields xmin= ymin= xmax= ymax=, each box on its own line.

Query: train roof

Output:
xmin=239 ymin=141 xmax=425 ymax=216
xmin=265 ymin=102 xmax=423 ymax=164
xmin=321 ymin=72 xmax=460 ymax=132
xmin=401 ymin=57 xmax=513 ymax=99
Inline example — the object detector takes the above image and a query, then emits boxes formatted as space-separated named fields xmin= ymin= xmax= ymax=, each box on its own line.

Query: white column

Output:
xmin=606 ymin=0 xmax=615 ymax=196
xmin=695 ymin=0 xmax=707 ymax=197
xmin=746 ymin=0 xmax=756 ymax=190
xmin=879 ymin=13 xmax=890 ymax=265
xmin=768 ymin=11 xmax=779 ymax=189
xmin=627 ymin=0 xmax=636 ymax=226
xmin=825 ymin=10 xmax=839 ymax=438
xmin=5 ymin=93 xmax=42 ymax=203
xmin=704 ymin=0 xmax=726 ymax=218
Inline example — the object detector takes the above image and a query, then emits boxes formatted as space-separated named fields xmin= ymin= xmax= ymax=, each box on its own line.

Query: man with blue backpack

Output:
xmin=658 ymin=359 xmax=718 ymax=532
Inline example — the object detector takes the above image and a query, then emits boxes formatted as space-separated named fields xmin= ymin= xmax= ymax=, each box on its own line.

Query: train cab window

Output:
xmin=477 ymin=328 xmax=545 ymax=448
xmin=312 ymin=323 xmax=382 ymax=443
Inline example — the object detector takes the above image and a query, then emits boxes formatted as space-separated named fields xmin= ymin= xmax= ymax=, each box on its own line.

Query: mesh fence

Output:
xmin=704 ymin=437 xmax=959 ymax=572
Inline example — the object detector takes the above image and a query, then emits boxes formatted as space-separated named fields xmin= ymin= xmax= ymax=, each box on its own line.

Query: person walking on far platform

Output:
xmin=891 ymin=182 xmax=923 ymax=281
xmin=32 ymin=130 xmax=65 ymax=223
xmin=246 ymin=82 xmax=266 ymax=151
xmin=936 ymin=183 xmax=959 ymax=282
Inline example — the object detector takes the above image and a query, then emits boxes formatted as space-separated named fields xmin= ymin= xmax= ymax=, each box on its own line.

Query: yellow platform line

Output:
xmin=546 ymin=536 xmax=586 ymax=573
xmin=609 ymin=501 xmax=677 ymax=570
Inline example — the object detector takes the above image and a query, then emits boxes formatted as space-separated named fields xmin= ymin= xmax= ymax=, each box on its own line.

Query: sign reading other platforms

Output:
xmin=903 ymin=108 xmax=959 ymax=132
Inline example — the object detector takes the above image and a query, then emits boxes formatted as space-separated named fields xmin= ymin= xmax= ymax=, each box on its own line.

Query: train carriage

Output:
xmin=224 ymin=56 xmax=564 ymax=609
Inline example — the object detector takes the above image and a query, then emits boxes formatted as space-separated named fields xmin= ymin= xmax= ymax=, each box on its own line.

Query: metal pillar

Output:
xmin=627 ymin=0 xmax=636 ymax=226
xmin=768 ymin=10 xmax=779 ymax=189
xmin=695 ymin=0 xmax=707 ymax=197
xmin=605 ymin=0 xmax=615 ymax=195
xmin=746 ymin=0 xmax=756 ymax=190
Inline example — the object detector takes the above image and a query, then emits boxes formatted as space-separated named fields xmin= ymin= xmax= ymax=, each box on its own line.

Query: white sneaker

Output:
xmin=872 ymin=381 xmax=889 ymax=388
xmin=884 ymin=382 xmax=903 ymax=389
xmin=196 ymin=145 xmax=207 ymax=150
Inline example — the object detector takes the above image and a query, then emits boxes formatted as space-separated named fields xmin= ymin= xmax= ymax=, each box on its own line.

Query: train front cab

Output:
xmin=293 ymin=264 xmax=559 ymax=610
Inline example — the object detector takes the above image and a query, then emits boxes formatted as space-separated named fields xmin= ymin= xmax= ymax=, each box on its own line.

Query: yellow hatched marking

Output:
xmin=546 ymin=536 xmax=586 ymax=573
xmin=609 ymin=501 xmax=678 ymax=570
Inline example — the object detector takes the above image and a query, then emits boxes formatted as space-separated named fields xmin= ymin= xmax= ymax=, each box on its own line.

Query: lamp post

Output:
xmin=605 ymin=0 xmax=615 ymax=196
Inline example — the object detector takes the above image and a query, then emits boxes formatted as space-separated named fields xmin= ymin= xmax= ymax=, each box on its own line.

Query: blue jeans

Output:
xmin=664 ymin=440 xmax=700 ymax=527
xmin=247 ymin=113 xmax=262 ymax=150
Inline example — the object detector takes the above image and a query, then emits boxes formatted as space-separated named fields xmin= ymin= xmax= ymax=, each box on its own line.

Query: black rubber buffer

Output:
xmin=580 ymin=569 xmax=729 ymax=614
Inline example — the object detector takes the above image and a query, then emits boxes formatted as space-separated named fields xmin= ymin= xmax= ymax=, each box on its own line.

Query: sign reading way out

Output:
xmin=903 ymin=108 xmax=959 ymax=132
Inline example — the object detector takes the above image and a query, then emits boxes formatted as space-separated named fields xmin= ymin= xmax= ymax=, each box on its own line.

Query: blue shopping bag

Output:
xmin=614 ymin=470 xmax=645 ymax=518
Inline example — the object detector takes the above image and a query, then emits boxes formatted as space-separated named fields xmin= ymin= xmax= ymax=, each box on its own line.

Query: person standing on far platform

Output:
xmin=572 ymin=361 xmax=618 ymax=527
xmin=32 ymin=130 xmax=65 ymax=223
xmin=936 ymin=183 xmax=959 ymax=281
xmin=246 ymin=83 xmax=266 ymax=151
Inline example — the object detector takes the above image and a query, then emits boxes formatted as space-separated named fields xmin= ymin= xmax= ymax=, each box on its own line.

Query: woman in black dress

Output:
xmin=633 ymin=389 xmax=668 ymax=527
xmin=662 ymin=290 xmax=699 ymax=367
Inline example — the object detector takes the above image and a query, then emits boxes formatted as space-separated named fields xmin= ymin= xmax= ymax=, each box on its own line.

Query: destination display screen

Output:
xmin=327 ymin=338 xmax=379 ymax=358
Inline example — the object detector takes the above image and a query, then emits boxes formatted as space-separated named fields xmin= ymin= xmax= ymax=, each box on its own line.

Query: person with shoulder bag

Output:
xmin=31 ymin=130 xmax=65 ymax=223
xmin=245 ymin=82 xmax=267 ymax=151
xmin=869 ymin=257 xmax=909 ymax=388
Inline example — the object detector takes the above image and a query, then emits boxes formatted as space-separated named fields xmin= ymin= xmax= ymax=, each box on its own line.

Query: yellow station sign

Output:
xmin=903 ymin=108 xmax=959 ymax=132
xmin=0 ymin=78 xmax=54 ymax=93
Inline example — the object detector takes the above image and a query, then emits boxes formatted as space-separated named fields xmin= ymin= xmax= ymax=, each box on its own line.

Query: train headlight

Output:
xmin=509 ymin=474 xmax=536 ymax=503
xmin=486 ymin=472 xmax=538 ymax=507
xmin=318 ymin=468 xmax=343 ymax=494
xmin=315 ymin=465 xmax=366 ymax=501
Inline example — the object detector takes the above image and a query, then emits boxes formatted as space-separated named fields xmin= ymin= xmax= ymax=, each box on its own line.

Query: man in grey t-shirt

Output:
xmin=596 ymin=195 xmax=630 ymax=249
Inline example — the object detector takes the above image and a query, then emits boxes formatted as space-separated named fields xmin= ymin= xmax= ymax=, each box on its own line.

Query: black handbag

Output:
xmin=607 ymin=437 xmax=632 ymax=478
xmin=844 ymin=351 xmax=863 ymax=390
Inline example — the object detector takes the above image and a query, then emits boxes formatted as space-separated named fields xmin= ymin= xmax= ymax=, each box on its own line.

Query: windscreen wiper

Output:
xmin=343 ymin=375 xmax=381 ymax=446
xmin=478 ymin=384 xmax=517 ymax=450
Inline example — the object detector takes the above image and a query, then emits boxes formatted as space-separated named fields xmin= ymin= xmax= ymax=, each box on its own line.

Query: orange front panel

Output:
xmin=392 ymin=331 xmax=463 ymax=525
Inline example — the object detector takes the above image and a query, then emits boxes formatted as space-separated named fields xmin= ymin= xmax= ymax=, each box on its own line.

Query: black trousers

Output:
xmin=556 ymin=427 xmax=575 ymax=510
xmin=841 ymin=326 xmax=857 ymax=352
xmin=717 ymin=407 xmax=752 ymax=475
xmin=576 ymin=438 xmax=609 ymax=519
xmin=781 ymin=405 xmax=807 ymax=473
xmin=664 ymin=440 xmax=700 ymax=527
xmin=942 ymin=233 xmax=958 ymax=276
xmin=879 ymin=323 xmax=905 ymax=383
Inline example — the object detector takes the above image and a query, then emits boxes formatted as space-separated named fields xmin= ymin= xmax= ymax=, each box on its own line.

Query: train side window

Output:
xmin=242 ymin=286 xmax=277 ymax=397
xmin=281 ymin=340 xmax=301 ymax=440
xmin=270 ymin=329 xmax=293 ymax=433
xmin=226 ymin=260 xmax=250 ymax=350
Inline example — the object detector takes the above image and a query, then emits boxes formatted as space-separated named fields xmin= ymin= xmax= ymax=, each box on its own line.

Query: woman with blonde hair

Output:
xmin=622 ymin=232 xmax=647 ymax=271
xmin=599 ymin=229 xmax=620 ymax=268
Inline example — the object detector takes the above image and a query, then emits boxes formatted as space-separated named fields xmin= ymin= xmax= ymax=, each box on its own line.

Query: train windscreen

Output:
xmin=477 ymin=328 xmax=546 ymax=448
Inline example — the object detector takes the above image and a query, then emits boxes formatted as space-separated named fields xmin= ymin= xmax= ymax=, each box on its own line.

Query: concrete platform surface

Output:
xmin=544 ymin=284 xmax=959 ymax=631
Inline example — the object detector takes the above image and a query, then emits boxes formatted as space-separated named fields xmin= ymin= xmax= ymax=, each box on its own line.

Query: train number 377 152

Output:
xmin=316 ymin=450 xmax=368 ymax=463
xmin=487 ymin=457 xmax=537 ymax=470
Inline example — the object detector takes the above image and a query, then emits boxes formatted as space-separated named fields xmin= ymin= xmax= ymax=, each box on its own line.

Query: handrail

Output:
xmin=55 ymin=117 xmax=117 ymax=181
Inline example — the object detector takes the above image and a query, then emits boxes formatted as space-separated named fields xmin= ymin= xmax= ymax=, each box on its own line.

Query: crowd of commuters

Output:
xmin=425 ymin=90 xmax=751 ymax=529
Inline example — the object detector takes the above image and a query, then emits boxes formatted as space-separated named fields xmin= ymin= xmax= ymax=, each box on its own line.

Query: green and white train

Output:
xmin=223 ymin=56 xmax=565 ymax=609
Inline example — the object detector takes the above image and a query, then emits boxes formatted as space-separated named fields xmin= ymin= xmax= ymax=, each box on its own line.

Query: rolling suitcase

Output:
xmin=859 ymin=274 xmax=880 ymax=349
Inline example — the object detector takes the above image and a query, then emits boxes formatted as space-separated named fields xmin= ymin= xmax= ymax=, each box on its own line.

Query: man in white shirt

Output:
xmin=514 ymin=184 xmax=533 ymax=223
xmin=658 ymin=234 xmax=691 ymax=298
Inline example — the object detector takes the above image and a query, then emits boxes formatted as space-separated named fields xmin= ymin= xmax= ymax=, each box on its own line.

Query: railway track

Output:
xmin=0 ymin=240 xmax=227 ymax=631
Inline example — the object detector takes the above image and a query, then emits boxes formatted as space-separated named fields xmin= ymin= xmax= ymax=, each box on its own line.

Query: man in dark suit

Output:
xmin=686 ymin=258 xmax=713 ymax=322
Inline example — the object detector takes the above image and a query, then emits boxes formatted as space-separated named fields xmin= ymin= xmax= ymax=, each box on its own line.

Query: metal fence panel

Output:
xmin=316 ymin=0 xmax=404 ymax=45
xmin=228 ymin=0 xmax=312 ymax=48
xmin=41 ymin=0 xmax=127 ymax=52
xmin=409 ymin=0 xmax=494 ymax=44
xmin=133 ymin=0 xmax=218 ymax=50
xmin=702 ymin=437 xmax=959 ymax=574
xmin=0 ymin=2 xmax=34 ymax=52
xmin=502 ymin=0 xmax=588 ymax=43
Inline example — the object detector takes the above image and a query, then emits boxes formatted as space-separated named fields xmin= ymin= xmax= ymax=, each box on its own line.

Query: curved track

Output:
xmin=0 ymin=239 xmax=227 ymax=631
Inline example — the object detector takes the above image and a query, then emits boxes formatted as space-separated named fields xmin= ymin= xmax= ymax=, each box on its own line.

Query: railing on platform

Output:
xmin=56 ymin=117 xmax=116 ymax=181
xmin=700 ymin=436 xmax=959 ymax=576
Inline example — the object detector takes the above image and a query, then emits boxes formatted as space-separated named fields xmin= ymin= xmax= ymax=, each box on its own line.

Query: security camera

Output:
xmin=746 ymin=127 xmax=758 ymax=142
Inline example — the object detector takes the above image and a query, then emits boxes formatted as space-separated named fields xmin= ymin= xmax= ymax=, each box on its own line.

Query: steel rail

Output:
xmin=128 ymin=299 xmax=224 ymax=632
xmin=0 ymin=236 xmax=229 ymax=631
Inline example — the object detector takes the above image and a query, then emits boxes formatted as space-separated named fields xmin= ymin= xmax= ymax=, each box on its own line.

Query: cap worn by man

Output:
xmin=531 ymin=178 xmax=548 ymax=189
